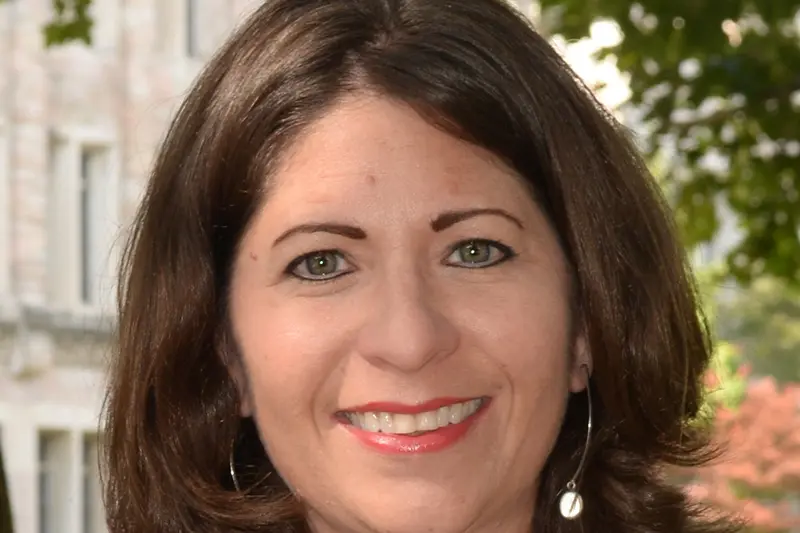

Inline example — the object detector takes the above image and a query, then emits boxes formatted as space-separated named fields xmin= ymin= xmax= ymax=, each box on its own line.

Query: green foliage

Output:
xmin=540 ymin=0 xmax=800 ymax=286
xmin=715 ymin=277 xmax=800 ymax=383
xmin=0 ymin=0 xmax=93 ymax=46
xmin=690 ymin=340 xmax=747 ymax=433
xmin=692 ymin=269 xmax=749 ymax=413
xmin=707 ymin=342 xmax=749 ymax=408
xmin=44 ymin=0 xmax=93 ymax=46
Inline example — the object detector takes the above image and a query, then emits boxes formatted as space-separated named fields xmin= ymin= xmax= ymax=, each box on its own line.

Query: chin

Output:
xmin=317 ymin=482 xmax=485 ymax=533
xmin=358 ymin=505 xmax=477 ymax=533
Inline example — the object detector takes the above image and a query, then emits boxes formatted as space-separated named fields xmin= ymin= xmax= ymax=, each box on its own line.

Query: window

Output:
xmin=155 ymin=0 xmax=235 ymax=59
xmin=37 ymin=431 xmax=105 ymax=533
xmin=79 ymin=147 xmax=107 ymax=305
xmin=154 ymin=0 xmax=201 ymax=58
xmin=38 ymin=432 xmax=69 ymax=533
xmin=185 ymin=0 xmax=200 ymax=58
xmin=47 ymin=137 xmax=69 ymax=306
xmin=48 ymin=133 xmax=118 ymax=311
xmin=82 ymin=434 xmax=105 ymax=533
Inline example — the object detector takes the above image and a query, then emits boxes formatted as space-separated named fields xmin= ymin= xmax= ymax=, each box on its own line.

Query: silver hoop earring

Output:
xmin=229 ymin=443 xmax=241 ymax=492
xmin=558 ymin=363 xmax=592 ymax=520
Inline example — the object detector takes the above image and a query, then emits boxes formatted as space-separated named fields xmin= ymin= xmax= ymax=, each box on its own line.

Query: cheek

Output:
xmin=511 ymin=292 xmax=573 ymax=414
xmin=230 ymin=296 xmax=363 ymax=495
xmin=231 ymin=294 xmax=354 ymax=423
xmin=473 ymin=273 xmax=573 ymax=445
xmin=461 ymin=271 xmax=573 ymax=373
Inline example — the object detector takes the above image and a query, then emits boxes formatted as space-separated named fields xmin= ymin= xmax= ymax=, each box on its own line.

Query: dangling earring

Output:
xmin=229 ymin=442 xmax=242 ymax=492
xmin=558 ymin=363 xmax=592 ymax=520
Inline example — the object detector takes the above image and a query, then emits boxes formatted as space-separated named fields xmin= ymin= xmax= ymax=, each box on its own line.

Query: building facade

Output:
xmin=0 ymin=1 xmax=257 ymax=532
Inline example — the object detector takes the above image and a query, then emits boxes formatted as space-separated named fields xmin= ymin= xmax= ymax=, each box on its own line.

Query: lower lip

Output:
xmin=342 ymin=401 xmax=489 ymax=454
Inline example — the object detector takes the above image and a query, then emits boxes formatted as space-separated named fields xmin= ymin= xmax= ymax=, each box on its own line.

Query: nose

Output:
xmin=355 ymin=271 xmax=461 ymax=373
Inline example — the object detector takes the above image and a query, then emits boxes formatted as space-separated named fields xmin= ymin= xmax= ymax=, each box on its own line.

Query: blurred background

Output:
xmin=0 ymin=1 xmax=797 ymax=532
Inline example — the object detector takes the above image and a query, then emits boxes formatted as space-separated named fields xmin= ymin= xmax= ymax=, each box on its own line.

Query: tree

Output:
xmin=687 ymin=376 xmax=800 ymax=533
xmin=44 ymin=0 xmax=92 ymax=46
xmin=0 ymin=0 xmax=92 ymax=45
xmin=715 ymin=277 xmax=800 ymax=383
xmin=539 ymin=0 xmax=800 ymax=287
xmin=680 ymin=274 xmax=799 ymax=532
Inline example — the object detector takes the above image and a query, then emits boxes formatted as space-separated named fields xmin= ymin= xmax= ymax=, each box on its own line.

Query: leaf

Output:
xmin=0 ymin=0 xmax=97 ymax=46
xmin=544 ymin=0 xmax=800 ymax=287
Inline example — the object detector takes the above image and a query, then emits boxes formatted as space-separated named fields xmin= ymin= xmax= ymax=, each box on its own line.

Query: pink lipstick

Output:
xmin=338 ymin=396 xmax=489 ymax=454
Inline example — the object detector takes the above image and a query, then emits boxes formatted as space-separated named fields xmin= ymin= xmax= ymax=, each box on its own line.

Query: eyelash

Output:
xmin=284 ymin=239 xmax=517 ymax=283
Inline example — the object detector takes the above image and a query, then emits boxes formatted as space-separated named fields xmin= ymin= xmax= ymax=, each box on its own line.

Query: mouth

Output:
xmin=336 ymin=397 xmax=490 ymax=453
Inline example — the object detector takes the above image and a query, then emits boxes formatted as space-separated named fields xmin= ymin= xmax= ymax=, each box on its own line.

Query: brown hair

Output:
xmin=103 ymin=1 xmax=738 ymax=532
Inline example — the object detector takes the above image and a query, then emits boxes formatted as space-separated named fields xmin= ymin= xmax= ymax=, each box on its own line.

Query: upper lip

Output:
xmin=340 ymin=397 xmax=485 ymax=415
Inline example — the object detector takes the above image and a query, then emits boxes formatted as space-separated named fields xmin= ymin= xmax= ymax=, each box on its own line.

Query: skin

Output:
xmin=229 ymin=94 xmax=589 ymax=533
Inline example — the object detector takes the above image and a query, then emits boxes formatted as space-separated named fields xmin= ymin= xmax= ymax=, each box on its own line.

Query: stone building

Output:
xmin=0 ymin=1 xmax=538 ymax=533
xmin=0 ymin=1 xmax=257 ymax=532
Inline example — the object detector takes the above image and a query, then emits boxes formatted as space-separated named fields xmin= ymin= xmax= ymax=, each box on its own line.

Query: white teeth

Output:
xmin=436 ymin=406 xmax=450 ymax=427
xmin=364 ymin=412 xmax=381 ymax=432
xmin=345 ymin=398 xmax=484 ymax=435
xmin=379 ymin=412 xmax=394 ymax=432
xmin=393 ymin=414 xmax=417 ymax=434
xmin=417 ymin=411 xmax=438 ymax=431
xmin=448 ymin=402 xmax=463 ymax=423
xmin=466 ymin=398 xmax=481 ymax=415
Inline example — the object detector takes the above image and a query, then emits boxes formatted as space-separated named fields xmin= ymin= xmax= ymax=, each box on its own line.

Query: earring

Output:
xmin=558 ymin=363 xmax=592 ymax=520
xmin=229 ymin=443 xmax=242 ymax=492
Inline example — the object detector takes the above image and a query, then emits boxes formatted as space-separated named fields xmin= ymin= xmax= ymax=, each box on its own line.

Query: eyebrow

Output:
xmin=272 ymin=207 xmax=523 ymax=248
xmin=430 ymin=208 xmax=524 ymax=232
xmin=272 ymin=223 xmax=367 ymax=247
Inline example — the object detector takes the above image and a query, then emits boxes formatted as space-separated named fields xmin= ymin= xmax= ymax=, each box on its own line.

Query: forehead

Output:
xmin=267 ymin=95 xmax=534 ymax=213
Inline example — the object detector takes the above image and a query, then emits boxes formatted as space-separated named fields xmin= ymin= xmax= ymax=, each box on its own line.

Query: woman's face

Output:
xmin=229 ymin=95 xmax=587 ymax=533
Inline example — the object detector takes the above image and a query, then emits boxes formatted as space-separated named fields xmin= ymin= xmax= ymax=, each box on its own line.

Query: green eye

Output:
xmin=446 ymin=239 xmax=515 ymax=268
xmin=457 ymin=241 xmax=492 ymax=263
xmin=288 ymin=250 xmax=351 ymax=281
xmin=306 ymin=252 xmax=339 ymax=276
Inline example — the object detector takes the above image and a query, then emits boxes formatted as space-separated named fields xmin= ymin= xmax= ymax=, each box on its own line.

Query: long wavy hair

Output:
xmin=103 ymin=1 xmax=739 ymax=532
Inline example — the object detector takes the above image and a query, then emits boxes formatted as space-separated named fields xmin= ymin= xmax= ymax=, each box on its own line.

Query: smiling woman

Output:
xmin=102 ymin=2 xmax=739 ymax=533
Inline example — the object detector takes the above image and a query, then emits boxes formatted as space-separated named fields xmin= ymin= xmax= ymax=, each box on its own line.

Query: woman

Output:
xmin=102 ymin=1 xmax=737 ymax=533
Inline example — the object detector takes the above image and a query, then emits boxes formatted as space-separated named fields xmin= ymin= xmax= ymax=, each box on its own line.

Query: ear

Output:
xmin=568 ymin=335 xmax=592 ymax=394
xmin=229 ymin=359 xmax=254 ymax=417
